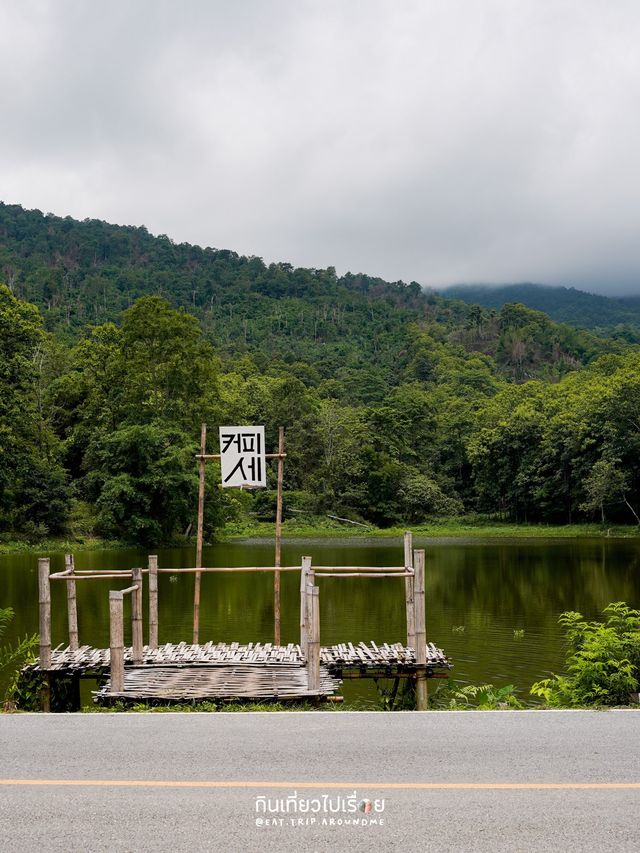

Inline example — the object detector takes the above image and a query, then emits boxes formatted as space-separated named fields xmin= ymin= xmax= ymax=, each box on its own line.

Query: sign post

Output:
xmin=273 ymin=426 xmax=285 ymax=645
xmin=193 ymin=423 xmax=207 ymax=644
xmin=193 ymin=424 xmax=285 ymax=645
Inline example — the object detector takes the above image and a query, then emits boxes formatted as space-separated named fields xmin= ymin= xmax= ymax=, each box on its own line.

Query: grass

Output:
xmin=223 ymin=516 xmax=640 ymax=541
xmin=0 ymin=536 xmax=128 ymax=555
xmin=83 ymin=701 xmax=317 ymax=713
xmin=81 ymin=699 xmax=371 ymax=713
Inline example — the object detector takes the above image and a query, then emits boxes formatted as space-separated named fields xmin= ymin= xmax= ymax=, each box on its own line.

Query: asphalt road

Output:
xmin=1 ymin=710 xmax=639 ymax=852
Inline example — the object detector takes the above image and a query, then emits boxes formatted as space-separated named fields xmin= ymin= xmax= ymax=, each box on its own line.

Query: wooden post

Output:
xmin=38 ymin=557 xmax=51 ymax=670
xmin=306 ymin=585 xmax=320 ymax=693
xmin=148 ymin=554 xmax=158 ymax=649
xmin=193 ymin=422 xmax=207 ymax=645
xmin=131 ymin=567 xmax=143 ymax=664
xmin=38 ymin=557 xmax=51 ymax=712
xmin=404 ymin=531 xmax=415 ymax=650
xmin=109 ymin=591 xmax=124 ymax=694
xmin=304 ymin=562 xmax=315 ymax=653
xmin=299 ymin=556 xmax=311 ymax=655
xmin=413 ymin=549 xmax=428 ymax=710
xmin=274 ymin=426 xmax=285 ymax=645
xmin=65 ymin=553 xmax=79 ymax=651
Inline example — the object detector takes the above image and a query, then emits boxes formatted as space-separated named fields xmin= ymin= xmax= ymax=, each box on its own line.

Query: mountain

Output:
xmin=0 ymin=203 xmax=617 ymax=382
xmin=440 ymin=283 xmax=640 ymax=341
xmin=1 ymin=201 xmax=639 ymax=541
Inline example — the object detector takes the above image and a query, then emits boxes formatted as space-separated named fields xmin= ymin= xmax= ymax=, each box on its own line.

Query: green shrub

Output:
xmin=430 ymin=678 xmax=523 ymax=710
xmin=531 ymin=602 xmax=640 ymax=707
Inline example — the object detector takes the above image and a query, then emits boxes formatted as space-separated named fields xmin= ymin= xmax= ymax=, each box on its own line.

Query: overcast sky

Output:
xmin=1 ymin=1 xmax=639 ymax=295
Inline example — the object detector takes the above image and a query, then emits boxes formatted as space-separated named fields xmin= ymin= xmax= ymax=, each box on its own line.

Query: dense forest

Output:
xmin=1 ymin=203 xmax=639 ymax=544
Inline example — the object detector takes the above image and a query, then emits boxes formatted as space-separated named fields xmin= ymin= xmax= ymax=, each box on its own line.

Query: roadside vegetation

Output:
xmin=0 ymin=608 xmax=38 ymax=710
xmin=531 ymin=603 xmax=640 ymax=707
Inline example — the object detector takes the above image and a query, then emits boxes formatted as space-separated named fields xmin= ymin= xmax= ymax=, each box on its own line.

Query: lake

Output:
xmin=1 ymin=536 xmax=639 ymax=706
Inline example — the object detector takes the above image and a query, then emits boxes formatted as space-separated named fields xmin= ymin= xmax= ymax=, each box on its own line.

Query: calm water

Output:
xmin=1 ymin=536 xmax=639 ymax=704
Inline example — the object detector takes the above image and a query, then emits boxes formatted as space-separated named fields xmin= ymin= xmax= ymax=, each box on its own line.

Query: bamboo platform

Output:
xmin=95 ymin=663 xmax=341 ymax=703
xmin=25 ymin=639 xmax=451 ymax=705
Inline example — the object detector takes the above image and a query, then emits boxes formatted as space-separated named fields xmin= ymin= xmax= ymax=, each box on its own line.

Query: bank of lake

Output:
xmin=1 ymin=517 xmax=639 ymax=555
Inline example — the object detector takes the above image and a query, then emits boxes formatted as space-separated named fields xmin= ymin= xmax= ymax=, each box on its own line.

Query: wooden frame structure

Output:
xmin=193 ymin=423 xmax=287 ymax=645
xmin=36 ymin=532 xmax=434 ymax=710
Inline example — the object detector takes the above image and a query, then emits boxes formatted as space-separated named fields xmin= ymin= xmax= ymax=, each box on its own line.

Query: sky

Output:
xmin=1 ymin=1 xmax=640 ymax=295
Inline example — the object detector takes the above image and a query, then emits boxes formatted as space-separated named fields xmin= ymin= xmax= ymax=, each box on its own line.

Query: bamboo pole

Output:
xmin=198 ymin=453 xmax=286 ymax=460
xmin=413 ymin=549 xmax=428 ymax=711
xmin=38 ymin=557 xmax=51 ymax=670
xmin=193 ymin=422 xmax=207 ymax=645
xmin=274 ymin=426 xmax=285 ymax=645
xmin=299 ymin=556 xmax=311 ymax=655
xmin=38 ymin=557 xmax=51 ymax=712
xmin=50 ymin=571 xmax=133 ymax=579
xmin=131 ymin=567 xmax=143 ymax=664
xmin=148 ymin=554 xmax=158 ymax=649
xmin=305 ymin=562 xmax=315 ymax=654
xmin=109 ymin=591 xmax=124 ymax=693
xmin=314 ymin=571 xmax=413 ymax=578
xmin=65 ymin=553 xmax=79 ymax=651
xmin=307 ymin=585 xmax=320 ymax=693
xmin=404 ymin=531 xmax=415 ymax=649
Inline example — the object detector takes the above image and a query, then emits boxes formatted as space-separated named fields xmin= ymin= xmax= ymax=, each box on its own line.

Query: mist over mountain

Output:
xmin=440 ymin=283 xmax=640 ymax=340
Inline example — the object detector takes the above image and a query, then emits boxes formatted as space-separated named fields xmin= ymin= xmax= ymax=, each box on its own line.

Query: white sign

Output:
xmin=219 ymin=426 xmax=266 ymax=488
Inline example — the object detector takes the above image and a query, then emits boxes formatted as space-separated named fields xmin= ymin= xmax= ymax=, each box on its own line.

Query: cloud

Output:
xmin=1 ymin=0 xmax=640 ymax=294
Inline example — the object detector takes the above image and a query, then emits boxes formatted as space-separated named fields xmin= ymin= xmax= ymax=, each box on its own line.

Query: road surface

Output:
xmin=1 ymin=710 xmax=639 ymax=852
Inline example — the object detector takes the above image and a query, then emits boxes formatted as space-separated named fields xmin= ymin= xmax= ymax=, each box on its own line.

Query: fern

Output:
xmin=531 ymin=602 xmax=640 ymax=706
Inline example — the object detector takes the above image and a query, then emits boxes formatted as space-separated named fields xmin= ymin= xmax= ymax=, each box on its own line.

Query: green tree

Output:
xmin=86 ymin=423 xmax=202 ymax=546
xmin=579 ymin=458 xmax=628 ymax=522
xmin=118 ymin=296 xmax=220 ymax=429
xmin=0 ymin=284 xmax=68 ymax=534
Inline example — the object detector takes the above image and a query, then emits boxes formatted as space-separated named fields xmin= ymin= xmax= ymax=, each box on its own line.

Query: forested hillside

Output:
xmin=442 ymin=283 xmax=640 ymax=341
xmin=1 ymin=203 xmax=639 ymax=544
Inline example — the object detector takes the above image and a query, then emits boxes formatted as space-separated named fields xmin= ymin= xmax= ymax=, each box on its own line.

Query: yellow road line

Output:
xmin=0 ymin=780 xmax=639 ymax=790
